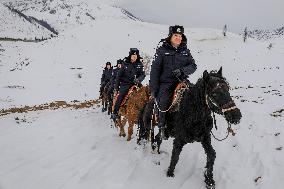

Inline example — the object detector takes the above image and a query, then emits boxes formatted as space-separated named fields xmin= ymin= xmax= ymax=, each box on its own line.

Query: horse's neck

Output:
xmin=129 ymin=87 xmax=148 ymax=105
xmin=181 ymin=79 xmax=210 ymax=120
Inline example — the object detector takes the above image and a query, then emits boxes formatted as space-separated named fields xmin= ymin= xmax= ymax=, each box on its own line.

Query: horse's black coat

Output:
xmin=137 ymin=68 xmax=242 ymax=188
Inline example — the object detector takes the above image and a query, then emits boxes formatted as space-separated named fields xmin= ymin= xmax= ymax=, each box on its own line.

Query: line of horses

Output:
xmin=100 ymin=67 xmax=242 ymax=189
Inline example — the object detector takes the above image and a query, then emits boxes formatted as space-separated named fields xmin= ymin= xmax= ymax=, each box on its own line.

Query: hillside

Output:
xmin=0 ymin=1 xmax=283 ymax=189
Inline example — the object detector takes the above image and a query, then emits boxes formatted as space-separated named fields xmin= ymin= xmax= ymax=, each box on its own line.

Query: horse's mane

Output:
xmin=121 ymin=85 xmax=150 ymax=115
xmin=180 ymin=71 xmax=229 ymax=122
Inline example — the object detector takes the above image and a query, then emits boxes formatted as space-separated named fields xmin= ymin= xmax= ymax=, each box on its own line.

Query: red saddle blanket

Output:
xmin=170 ymin=82 xmax=189 ymax=112
xmin=112 ymin=85 xmax=139 ymax=111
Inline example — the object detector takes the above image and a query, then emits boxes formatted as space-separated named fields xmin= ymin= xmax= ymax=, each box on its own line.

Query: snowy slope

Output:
xmin=2 ymin=0 xmax=140 ymax=33
xmin=0 ymin=0 xmax=283 ymax=189
xmin=0 ymin=4 xmax=53 ymax=39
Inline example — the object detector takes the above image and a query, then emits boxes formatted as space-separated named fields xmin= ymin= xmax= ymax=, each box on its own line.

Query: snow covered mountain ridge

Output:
xmin=0 ymin=0 xmax=140 ymax=40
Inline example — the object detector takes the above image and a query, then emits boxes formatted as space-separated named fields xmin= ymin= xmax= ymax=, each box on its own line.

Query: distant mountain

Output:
xmin=248 ymin=27 xmax=284 ymax=40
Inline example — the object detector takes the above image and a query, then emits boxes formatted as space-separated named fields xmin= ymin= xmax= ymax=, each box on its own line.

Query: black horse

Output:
xmin=137 ymin=67 xmax=242 ymax=189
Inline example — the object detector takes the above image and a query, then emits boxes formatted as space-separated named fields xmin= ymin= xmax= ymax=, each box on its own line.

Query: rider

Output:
xmin=112 ymin=48 xmax=146 ymax=119
xmin=100 ymin=62 xmax=113 ymax=98
xmin=109 ymin=59 xmax=123 ymax=95
xmin=149 ymin=25 xmax=197 ymax=139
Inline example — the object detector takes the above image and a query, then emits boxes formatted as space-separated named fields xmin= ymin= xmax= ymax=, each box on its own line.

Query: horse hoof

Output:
xmin=204 ymin=171 xmax=215 ymax=189
xmin=167 ymin=170 xmax=175 ymax=177
xmin=206 ymin=185 xmax=215 ymax=189
xmin=127 ymin=137 xmax=131 ymax=141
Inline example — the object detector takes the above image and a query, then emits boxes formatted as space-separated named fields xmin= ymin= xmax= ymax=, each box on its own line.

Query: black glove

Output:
xmin=150 ymin=92 xmax=157 ymax=99
xmin=134 ymin=78 xmax=141 ymax=85
xmin=114 ymin=89 xmax=118 ymax=95
xmin=172 ymin=69 xmax=182 ymax=78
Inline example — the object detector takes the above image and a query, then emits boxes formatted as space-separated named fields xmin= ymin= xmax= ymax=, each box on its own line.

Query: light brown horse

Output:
xmin=115 ymin=85 xmax=150 ymax=141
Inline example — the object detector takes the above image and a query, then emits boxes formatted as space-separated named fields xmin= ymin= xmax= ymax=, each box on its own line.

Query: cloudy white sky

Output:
xmin=109 ymin=0 xmax=284 ymax=33
xmin=1 ymin=0 xmax=283 ymax=33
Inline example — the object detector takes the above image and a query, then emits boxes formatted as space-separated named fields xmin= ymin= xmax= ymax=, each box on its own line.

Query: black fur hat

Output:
xmin=116 ymin=59 xmax=123 ymax=66
xmin=106 ymin=62 xmax=111 ymax=66
xmin=163 ymin=25 xmax=187 ymax=45
xmin=129 ymin=48 xmax=139 ymax=56
xmin=168 ymin=25 xmax=184 ymax=36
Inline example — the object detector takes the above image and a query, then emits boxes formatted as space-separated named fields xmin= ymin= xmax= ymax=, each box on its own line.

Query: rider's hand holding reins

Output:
xmin=172 ymin=68 xmax=183 ymax=78
xmin=150 ymin=92 xmax=157 ymax=100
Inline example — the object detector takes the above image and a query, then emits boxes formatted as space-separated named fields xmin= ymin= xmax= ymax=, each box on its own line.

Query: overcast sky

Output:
xmin=1 ymin=0 xmax=283 ymax=33
xmin=110 ymin=0 xmax=284 ymax=33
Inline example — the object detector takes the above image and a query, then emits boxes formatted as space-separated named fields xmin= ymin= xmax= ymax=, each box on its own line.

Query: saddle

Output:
xmin=170 ymin=81 xmax=190 ymax=112
xmin=112 ymin=85 xmax=140 ymax=112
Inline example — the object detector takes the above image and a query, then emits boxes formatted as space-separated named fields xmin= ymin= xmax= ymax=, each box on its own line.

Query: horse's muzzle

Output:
xmin=224 ymin=108 xmax=242 ymax=124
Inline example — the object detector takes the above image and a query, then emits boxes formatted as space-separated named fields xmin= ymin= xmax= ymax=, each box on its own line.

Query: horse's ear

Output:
xmin=203 ymin=70 xmax=209 ymax=81
xmin=217 ymin=67 xmax=222 ymax=76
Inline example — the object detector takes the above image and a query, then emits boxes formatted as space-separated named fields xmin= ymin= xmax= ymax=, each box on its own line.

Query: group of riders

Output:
xmin=99 ymin=25 xmax=197 ymax=140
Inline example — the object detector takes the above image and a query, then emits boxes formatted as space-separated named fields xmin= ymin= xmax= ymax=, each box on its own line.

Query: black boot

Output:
xmin=158 ymin=112 xmax=168 ymax=140
xmin=111 ymin=111 xmax=119 ymax=121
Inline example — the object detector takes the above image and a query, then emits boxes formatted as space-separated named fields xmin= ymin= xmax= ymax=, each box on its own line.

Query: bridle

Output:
xmin=205 ymin=82 xmax=237 ymax=114
xmin=205 ymin=78 xmax=237 ymax=141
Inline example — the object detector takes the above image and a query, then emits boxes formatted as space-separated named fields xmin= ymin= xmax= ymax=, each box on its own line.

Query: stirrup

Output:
xmin=160 ymin=128 xmax=169 ymax=140
xmin=111 ymin=113 xmax=119 ymax=120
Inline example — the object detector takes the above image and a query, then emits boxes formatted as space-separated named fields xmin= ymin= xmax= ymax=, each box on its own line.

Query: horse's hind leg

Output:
xmin=101 ymin=99 xmax=104 ymax=111
xmin=119 ymin=117 xmax=127 ymax=137
xmin=104 ymin=99 xmax=108 ymax=111
xmin=201 ymin=135 xmax=216 ymax=189
xmin=167 ymin=139 xmax=185 ymax=177
xmin=107 ymin=98 xmax=112 ymax=115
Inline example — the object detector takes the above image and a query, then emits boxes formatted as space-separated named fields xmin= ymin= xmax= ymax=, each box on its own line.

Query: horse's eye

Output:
xmin=212 ymin=93 xmax=218 ymax=98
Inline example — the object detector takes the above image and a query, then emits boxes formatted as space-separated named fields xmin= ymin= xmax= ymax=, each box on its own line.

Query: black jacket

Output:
xmin=150 ymin=38 xmax=197 ymax=96
xmin=110 ymin=67 xmax=120 ymax=89
xmin=115 ymin=57 xmax=146 ymax=90
xmin=101 ymin=68 xmax=113 ymax=84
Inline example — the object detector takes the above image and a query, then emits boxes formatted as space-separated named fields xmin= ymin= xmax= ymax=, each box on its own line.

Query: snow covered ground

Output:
xmin=0 ymin=0 xmax=283 ymax=189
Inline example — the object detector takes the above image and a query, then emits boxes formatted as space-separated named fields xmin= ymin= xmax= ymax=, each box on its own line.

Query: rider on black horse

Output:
xmin=100 ymin=62 xmax=113 ymax=98
xmin=149 ymin=25 xmax=197 ymax=139
xmin=109 ymin=59 xmax=123 ymax=95
xmin=112 ymin=48 xmax=146 ymax=120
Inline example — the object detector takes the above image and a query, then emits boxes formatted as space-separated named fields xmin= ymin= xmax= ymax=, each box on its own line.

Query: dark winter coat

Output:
xmin=150 ymin=38 xmax=197 ymax=96
xmin=101 ymin=68 xmax=113 ymax=84
xmin=110 ymin=67 xmax=120 ymax=90
xmin=115 ymin=57 xmax=146 ymax=90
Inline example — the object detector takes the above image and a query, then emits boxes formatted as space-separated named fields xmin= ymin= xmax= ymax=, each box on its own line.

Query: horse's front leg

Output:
xmin=117 ymin=118 xmax=126 ymax=137
xmin=201 ymin=134 xmax=216 ymax=189
xmin=167 ymin=139 xmax=186 ymax=177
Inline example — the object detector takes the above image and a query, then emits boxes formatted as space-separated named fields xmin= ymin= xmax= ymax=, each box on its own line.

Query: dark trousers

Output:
xmin=157 ymin=83 xmax=176 ymax=128
xmin=113 ymin=85 xmax=132 ymax=113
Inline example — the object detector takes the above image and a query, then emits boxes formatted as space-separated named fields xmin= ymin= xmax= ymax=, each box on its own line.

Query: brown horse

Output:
xmin=115 ymin=85 xmax=150 ymax=141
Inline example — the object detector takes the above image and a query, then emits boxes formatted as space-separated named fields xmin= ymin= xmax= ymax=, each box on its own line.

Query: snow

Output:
xmin=0 ymin=0 xmax=283 ymax=189
xmin=0 ymin=4 xmax=53 ymax=39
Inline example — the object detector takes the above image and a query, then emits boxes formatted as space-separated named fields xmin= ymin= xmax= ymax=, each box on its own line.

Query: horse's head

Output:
xmin=203 ymin=67 xmax=242 ymax=124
